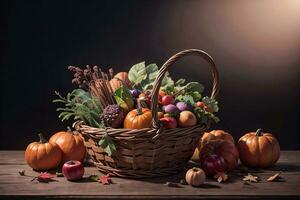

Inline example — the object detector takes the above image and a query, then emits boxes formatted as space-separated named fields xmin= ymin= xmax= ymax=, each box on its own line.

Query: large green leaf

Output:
xmin=128 ymin=61 xmax=147 ymax=85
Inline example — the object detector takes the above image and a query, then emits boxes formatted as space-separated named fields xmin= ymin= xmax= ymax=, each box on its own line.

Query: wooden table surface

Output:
xmin=0 ymin=151 xmax=299 ymax=199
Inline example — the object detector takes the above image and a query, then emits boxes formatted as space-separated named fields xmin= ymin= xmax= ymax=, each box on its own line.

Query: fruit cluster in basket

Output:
xmin=53 ymin=62 xmax=219 ymax=154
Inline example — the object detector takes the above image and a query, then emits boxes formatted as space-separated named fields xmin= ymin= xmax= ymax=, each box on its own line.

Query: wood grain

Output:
xmin=0 ymin=151 xmax=299 ymax=199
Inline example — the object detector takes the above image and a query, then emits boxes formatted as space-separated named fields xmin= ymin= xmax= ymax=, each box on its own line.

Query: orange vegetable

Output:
xmin=124 ymin=108 xmax=152 ymax=129
xmin=50 ymin=130 xmax=86 ymax=163
xmin=237 ymin=128 xmax=280 ymax=168
xmin=25 ymin=133 xmax=62 ymax=170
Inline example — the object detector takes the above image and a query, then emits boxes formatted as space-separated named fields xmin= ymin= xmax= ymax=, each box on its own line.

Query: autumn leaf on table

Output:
xmin=18 ymin=170 xmax=25 ymax=176
xmin=36 ymin=172 xmax=56 ymax=183
xmin=89 ymin=175 xmax=99 ymax=182
xmin=56 ymin=172 xmax=64 ymax=177
xmin=243 ymin=173 xmax=259 ymax=183
xmin=267 ymin=172 xmax=283 ymax=182
xmin=214 ymin=172 xmax=228 ymax=183
xmin=99 ymin=174 xmax=111 ymax=185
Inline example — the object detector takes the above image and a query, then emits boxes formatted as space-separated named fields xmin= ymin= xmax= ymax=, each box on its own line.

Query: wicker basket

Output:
xmin=75 ymin=49 xmax=219 ymax=178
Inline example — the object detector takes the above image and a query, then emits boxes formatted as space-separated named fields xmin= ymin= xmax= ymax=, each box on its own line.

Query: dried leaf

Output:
xmin=19 ymin=170 xmax=25 ymax=176
xmin=180 ymin=179 xmax=187 ymax=185
xmin=243 ymin=173 xmax=259 ymax=183
xmin=37 ymin=172 xmax=55 ymax=183
xmin=267 ymin=172 xmax=282 ymax=182
xmin=99 ymin=174 xmax=111 ymax=185
xmin=214 ymin=172 xmax=228 ymax=183
xmin=89 ymin=175 xmax=99 ymax=182
xmin=165 ymin=182 xmax=181 ymax=187
xmin=56 ymin=172 xmax=64 ymax=177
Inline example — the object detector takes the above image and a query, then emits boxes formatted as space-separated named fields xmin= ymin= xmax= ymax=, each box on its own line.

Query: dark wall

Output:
xmin=1 ymin=0 xmax=299 ymax=150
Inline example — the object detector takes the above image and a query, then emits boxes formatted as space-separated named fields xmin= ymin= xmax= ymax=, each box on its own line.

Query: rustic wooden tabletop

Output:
xmin=0 ymin=151 xmax=299 ymax=199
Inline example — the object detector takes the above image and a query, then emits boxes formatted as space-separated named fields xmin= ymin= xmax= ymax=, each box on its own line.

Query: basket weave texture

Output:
xmin=75 ymin=49 xmax=219 ymax=178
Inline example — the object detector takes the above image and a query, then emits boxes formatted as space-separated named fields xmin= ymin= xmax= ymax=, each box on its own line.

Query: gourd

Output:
xmin=200 ymin=139 xmax=239 ymax=171
xmin=185 ymin=167 xmax=206 ymax=187
xmin=50 ymin=130 xmax=86 ymax=163
xmin=192 ymin=130 xmax=234 ymax=162
xmin=124 ymin=108 xmax=152 ymax=129
xmin=25 ymin=133 xmax=62 ymax=170
xmin=237 ymin=128 xmax=280 ymax=168
xmin=110 ymin=72 xmax=131 ymax=92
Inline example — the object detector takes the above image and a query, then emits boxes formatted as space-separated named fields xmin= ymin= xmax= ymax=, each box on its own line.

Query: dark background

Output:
xmin=1 ymin=0 xmax=299 ymax=150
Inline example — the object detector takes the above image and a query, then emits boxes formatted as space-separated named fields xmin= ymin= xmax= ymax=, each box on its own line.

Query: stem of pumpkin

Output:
xmin=136 ymin=108 xmax=144 ymax=115
xmin=38 ymin=133 xmax=47 ymax=143
xmin=255 ymin=128 xmax=263 ymax=136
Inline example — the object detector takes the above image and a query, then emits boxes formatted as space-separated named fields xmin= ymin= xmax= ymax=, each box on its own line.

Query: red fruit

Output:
xmin=196 ymin=101 xmax=205 ymax=108
xmin=62 ymin=160 xmax=84 ymax=181
xmin=159 ymin=117 xmax=177 ymax=129
xmin=201 ymin=154 xmax=227 ymax=176
xmin=161 ymin=95 xmax=174 ymax=106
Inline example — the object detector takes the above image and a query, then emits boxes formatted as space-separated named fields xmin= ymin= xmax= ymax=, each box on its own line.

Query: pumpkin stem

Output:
xmin=192 ymin=167 xmax=199 ymax=172
xmin=255 ymin=128 xmax=263 ymax=136
xmin=67 ymin=126 xmax=72 ymax=133
xmin=38 ymin=133 xmax=47 ymax=143
xmin=136 ymin=108 xmax=144 ymax=115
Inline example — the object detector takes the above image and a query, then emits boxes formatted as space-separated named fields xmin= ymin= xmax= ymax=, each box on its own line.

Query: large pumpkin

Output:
xmin=124 ymin=108 xmax=152 ymax=129
xmin=25 ymin=133 xmax=62 ymax=170
xmin=237 ymin=128 xmax=280 ymax=168
xmin=50 ymin=130 xmax=86 ymax=163
xmin=200 ymin=139 xmax=239 ymax=171
xmin=192 ymin=130 xmax=235 ymax=161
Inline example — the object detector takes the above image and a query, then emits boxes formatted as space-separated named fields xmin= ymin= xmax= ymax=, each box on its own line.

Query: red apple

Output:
xmin=201 ymin=154 xmax=227 ymax=176
xmin=161 ymin=95 xmax=175 ymax=106
xmin=62 ymin=160 xmax=84 ymax=181
xmin=159 ymin=117 xmax=177 ymax=129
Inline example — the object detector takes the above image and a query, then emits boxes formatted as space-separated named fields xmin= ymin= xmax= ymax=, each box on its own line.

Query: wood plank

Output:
xmin=0 ymin=151 xmax=299 ymax=199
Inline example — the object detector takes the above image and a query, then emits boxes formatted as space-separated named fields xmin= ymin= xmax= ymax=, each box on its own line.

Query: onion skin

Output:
xmin=201 ymin=154 xmax=227 ymax=176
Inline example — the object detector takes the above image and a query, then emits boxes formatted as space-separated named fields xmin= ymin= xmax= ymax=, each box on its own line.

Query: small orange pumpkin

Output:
xmin=50 ymin=130 xmax=86 ymax=163
xmin=192 ymin=130 xmax=235 ymax=161
xmin=237 ymin=128 xmax=280 ymax=168
xmin=114 ymin=72 xmax=131 ymax=87
xmin=200 ymin=139 xmax=239 ymax=171
xmin=185 ymin=167 xmax=206 ymax=187
xmin=124 ymin=108 xmax=152 ymax=129
xmin=109 ymin=78 xmax=123 ymax=92
xmin=25 ymin=133 xmax=62 ymax=170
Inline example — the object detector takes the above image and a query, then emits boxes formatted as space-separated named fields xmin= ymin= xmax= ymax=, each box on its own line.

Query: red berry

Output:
xmin=161 ymin=95 xmax=174 ymax=106
xmin=196 ymin=101 xmax=205 ymax=108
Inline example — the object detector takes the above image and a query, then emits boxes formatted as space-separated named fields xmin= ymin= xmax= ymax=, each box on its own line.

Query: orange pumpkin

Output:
xmin=237 ymin=128 xmax=280 ymax=168
xmin=192 ymin=130 xmax=235 ymax=161
xmin=124 ymin=108 xmax=152 ymax=129
xmin=200 ymin=139 xmax=239 ymax=171
xmin=114 ymin=72 xmax=132 ymax=87
xmin=50 ymin=130 xmax=86 ymax=163
xmin=25 ymin=133 xmax=62 ymax=170
xmin=109 ymin=78 xmax=123 ymax=92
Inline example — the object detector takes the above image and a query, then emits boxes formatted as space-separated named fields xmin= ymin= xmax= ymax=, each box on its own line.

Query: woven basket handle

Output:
xmin=150 ymin=49 xmax=219 ymax=129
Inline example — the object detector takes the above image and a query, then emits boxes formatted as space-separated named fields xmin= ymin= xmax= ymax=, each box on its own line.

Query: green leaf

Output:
xmin=89 ymin=175 xmax=99 ymax=182
xmin=98 ymin=133 xmax=117 ymax=156
xmin=114 ymin=86 xmax=134 ymax=112
xmin=181 ymin=82 xmax=204 ymax=93
xmin=176 ymin=95 xmax=195 ymax=105
xmin=202 ymin=96 xmax=219 ymax=112
xmin=188 ymin=91 xmax=202 ymax=102
xmin=128 ymin=61 xmax=147 ymax=85
xmin=175 ymin=78 xmax=186 ymax=86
